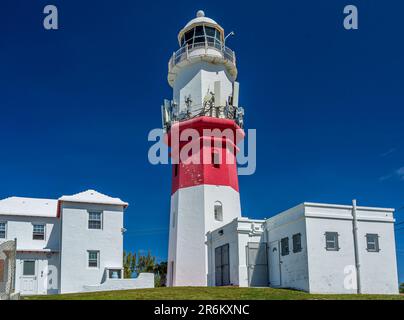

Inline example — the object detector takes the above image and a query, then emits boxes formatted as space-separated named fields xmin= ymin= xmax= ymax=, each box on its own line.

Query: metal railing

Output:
xmin=169 ymin=42 xmax=236 ymax=71
xmin=162 ymin=100 xmax=244 ymax=132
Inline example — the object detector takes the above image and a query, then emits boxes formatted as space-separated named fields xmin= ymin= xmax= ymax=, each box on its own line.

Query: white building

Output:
xmin=163 ymin=11 xmax=399 ymax=295
xmin=0 ymin=190 xmax=153 ymax=295
xmin=207 ymin=202 xmax=399 ymax=294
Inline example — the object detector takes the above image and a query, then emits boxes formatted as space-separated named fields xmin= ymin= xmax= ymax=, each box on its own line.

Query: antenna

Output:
xmin=214 ymin=81 xmax=222 ymax=107
xmin=232 ymin=82 xmax=239 ymax=107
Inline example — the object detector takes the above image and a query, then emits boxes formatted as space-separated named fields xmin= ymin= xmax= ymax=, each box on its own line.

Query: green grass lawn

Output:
xmin=23 ymin=286 xmax=404 ymax=300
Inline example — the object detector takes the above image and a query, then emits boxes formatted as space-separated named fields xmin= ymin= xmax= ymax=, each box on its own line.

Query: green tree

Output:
xmin=123 ymin=251 xmax=137 ymax=278
xmin=400 ymin=283 xmax=404 ymax=294
xmin=154 ymin=261 xmax=168 ymax=287
xmin=135 ymin=250 xmax=156 ymax=274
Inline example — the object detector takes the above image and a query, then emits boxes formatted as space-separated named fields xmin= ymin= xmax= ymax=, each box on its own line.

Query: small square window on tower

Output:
xmin=212 ymin=151 xmax=220 ymax=168
xmin=214 ymin=202 xmax=223 ymax=221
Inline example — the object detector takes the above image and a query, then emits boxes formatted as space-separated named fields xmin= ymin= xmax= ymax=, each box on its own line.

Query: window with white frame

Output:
xmin=214 ymin=202 xmax=223 ymax=221
xmin=0 ymin=222 xmax=6 ymax=239
xmin=32 ymin=224 xmax=45 ymax=240
xmin=325 ymin=232 xmax=339 ymax=251
xmin=366 ymin=234 xmax=380 ymax=252
xmin=88 ymin=211 xmax=102 ymax=229
xmin=88 ymin=251 xmax=99 ymax=268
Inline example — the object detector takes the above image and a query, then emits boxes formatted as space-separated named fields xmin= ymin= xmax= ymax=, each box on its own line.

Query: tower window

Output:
xmin=212 ymin=151 xmax=220 ymax=168
xmin=214 ymin=202 xmax=223 ymax=221
xmin=174 ymin=164 xmax=178 ymax=176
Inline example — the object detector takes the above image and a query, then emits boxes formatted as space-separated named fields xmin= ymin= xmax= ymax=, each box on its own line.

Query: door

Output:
xmin=269 ymin=241 xmax=281 ymax=287
xmin=20 ymin=260 xmax=38 ymax=295
xmin=247 ymin=242 xmax=268 ymax=287
xmin=215 ymin=244 xmax=230 ymax=286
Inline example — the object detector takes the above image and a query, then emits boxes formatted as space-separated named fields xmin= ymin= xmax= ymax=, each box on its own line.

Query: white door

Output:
xmin=20 ymin=260 xmax=38 ymax=295
xmin=269 ymin=241 xmax=281 ymax=287
xmin=247 ymin=242 xmax=268 ymax=287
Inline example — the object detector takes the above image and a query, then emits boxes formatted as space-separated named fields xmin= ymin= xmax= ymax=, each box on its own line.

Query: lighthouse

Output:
xmin=162 ymin=10 xmax=245 ymax=286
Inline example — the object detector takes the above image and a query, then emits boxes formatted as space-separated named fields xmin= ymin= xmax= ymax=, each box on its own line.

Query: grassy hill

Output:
xmin=23 ymin=286 xmax=404 ymax=300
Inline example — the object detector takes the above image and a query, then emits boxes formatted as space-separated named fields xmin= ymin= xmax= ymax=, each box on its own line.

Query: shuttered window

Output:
xmin=281 ymin=237 xmax=289 ymax=256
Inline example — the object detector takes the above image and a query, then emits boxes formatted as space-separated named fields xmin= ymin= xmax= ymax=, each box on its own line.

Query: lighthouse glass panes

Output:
xmin=32 ymin=224 xmax=45 ymax=240
xmin=88 ymin=211 xmax=102 ymax=229
xmin=0 ymin=222 xmax=6 ymax=239
xmin=180 ymin=26 xmax=222 ymax=49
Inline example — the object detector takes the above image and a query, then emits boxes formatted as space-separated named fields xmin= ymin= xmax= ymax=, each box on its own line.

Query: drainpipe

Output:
xmin=352 ymin=199 xmax=361 ymax=294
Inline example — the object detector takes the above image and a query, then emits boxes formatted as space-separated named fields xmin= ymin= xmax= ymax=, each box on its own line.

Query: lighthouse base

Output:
xmin=167 ymin=184 xmax=241 ymax=287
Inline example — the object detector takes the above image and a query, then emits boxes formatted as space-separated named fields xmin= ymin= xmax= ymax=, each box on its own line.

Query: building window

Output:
xmin=23 ymin=260 xmax=36 ymax=276
xmin=292 ymin=233 xmax=302 ymax=253
xmin=88 ymin=212 xmax=102 ymax=229
xmin=214 ymin=202 xmax=223 ymax=221
xmin=212 ymin=151 xmax=220 ymax=168
xmin=325 ymin=232 xmax=339 ymax=251
xmin=108 ymin=269 xmax=122 ymax=279
xmin=366 ymin=234 xmax=380 ymax=252
xmin=0 ymin=222 xmax=6 ymax=239
xmin=174 ymin=164 xmax=178 ymax=177
xmin=88 ymin=251 xmax=99 ymax=268
xmin=32 ymin=224 xmax=45 ymax=240
xmin=281 ymin=237 xmax=289 ymax=256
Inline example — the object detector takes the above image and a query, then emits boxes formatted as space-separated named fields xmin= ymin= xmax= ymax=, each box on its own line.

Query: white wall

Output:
xmin=173 ymin=61 xmax=233 ymax=115
xmin=357 ymin=220 xmax=399 ymax=294
xmin=168 ymin=185 xmax=241 ymax=287
xmin=59 ymin=202 xmax=124 ymax=294
xmin=236 ymin=220 xmax=266 ymax=287
xmin=305 ymin=204 xmax=399 ymax=294
xmin=265 ymin=205 xmax=310 ymax=291
xmin=82 ymin=273 xmax=154 ymax=292
xmin=206 ymin=219 xmax=239 ymax=286
xmin=15 ymin=252 xmax=59 ymax=295
xmin=0 ymin=215 xmax=60 ymax=251
xmin=207 ymin=218 xmax=265 ymax=287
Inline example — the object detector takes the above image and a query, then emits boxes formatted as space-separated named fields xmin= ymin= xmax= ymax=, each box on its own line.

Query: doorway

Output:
xmin=215 ymin=244 xmax=230 ymax=286
xmin=247 ymin=242 xmax=268 ymax=287
xmin=20 ymin=260 xmax=38 ymax=295
xmin=269 ymin=241 xmax=281 ymax=287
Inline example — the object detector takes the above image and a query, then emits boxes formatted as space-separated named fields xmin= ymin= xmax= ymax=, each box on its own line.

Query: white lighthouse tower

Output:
xmin=162 ymin=10 xmax=245 ymax=286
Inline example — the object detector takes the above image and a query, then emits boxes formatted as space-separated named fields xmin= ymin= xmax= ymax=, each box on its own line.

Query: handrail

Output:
xmin=169 ymin=43 xmax=236 ymax=71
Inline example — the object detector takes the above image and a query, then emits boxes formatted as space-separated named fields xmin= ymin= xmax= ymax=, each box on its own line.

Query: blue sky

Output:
xmin=1 ymin=1 xmax=403 ymax=281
